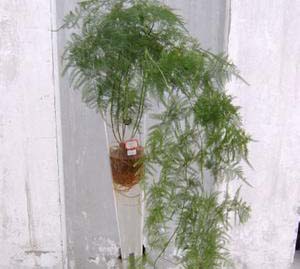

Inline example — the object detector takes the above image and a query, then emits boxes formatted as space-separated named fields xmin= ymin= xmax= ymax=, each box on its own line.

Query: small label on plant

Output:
xmin=125 ymin=139 xmax=138 ymax=150
xmin=127 ymin=149 xmax=137 ymax=156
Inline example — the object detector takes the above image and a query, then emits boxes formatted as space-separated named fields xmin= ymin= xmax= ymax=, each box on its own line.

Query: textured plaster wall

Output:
xmin=56 ymin=1 xmax=119 ymax=268
xmin=228 ymin=1 xmax=300 ymax=268
xmin=0 ymin=1 xmax=65 ymax=268
xmin=7 ymin=1 xmax=299 ymax=268
xmin=56 ymin=0 xmax=228 ymax=268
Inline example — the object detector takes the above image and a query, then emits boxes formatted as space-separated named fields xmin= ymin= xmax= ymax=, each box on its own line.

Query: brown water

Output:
xmin=109 ymin=145 xmax=144 ymax=189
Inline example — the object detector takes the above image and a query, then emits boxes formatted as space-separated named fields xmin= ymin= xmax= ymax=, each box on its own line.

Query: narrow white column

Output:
xmin=114 ymin=185 xmax=143 ymax=259
xmin=104 ymin=122 xmax=144 ymax=262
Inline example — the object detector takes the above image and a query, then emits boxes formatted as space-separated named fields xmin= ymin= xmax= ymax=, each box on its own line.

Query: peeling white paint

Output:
xmin=228 ymin=1 xmax=300 ymax=268
xmin=87 ymin=236 xmax=120 ymax=268
xmin=0 ymin=0 xmax=65 ymax=268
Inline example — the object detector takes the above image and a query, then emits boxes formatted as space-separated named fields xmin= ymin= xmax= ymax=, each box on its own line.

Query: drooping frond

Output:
xmin=63 ymin=1 xmax=252 ymax=268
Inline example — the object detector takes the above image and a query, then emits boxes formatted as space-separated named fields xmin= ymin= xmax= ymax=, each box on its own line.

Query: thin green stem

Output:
xmin=115 ymin=82 xmax=122 ymax=141
xmin=131 ymin=70 xmax=146 ymax=138
xmin=122 ymin=68 xmax=131 ymax=140
xmin=110 ymin=77 xmax=122 ymax=143
xmin=153 ymin=226 xmax=180 ymax=269
xmin=110 ymin=100 xmax=120 ymax=143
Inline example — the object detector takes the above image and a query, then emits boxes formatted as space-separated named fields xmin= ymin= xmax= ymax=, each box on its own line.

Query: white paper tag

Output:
xmin=127 ymin=149 xmax=137 ymax=156
xmin=125 ymin=139 xmax=138 ymax=150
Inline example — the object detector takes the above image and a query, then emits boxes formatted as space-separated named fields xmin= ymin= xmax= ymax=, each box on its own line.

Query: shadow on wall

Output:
xmin=296 ymin=223 xmax=300 ymax=251
xmin=56 ymin=0 xmax=119 ymax=268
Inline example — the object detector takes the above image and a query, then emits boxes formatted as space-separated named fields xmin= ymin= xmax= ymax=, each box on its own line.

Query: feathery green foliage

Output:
xmin=62 ymin=0 xmax=251 ymax=268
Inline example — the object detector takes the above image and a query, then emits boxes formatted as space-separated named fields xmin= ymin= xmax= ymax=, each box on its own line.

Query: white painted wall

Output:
xmin=228 ymin=1 xmax=300 ymax=268
xmin=2 ymin=0 xmax=300 ymax=268
xmin=0 ymin=1 xmax=65 ymax=268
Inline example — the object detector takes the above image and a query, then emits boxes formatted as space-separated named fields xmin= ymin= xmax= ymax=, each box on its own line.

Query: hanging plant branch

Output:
xmin=62 ymin=0 xmax=252 ymax=268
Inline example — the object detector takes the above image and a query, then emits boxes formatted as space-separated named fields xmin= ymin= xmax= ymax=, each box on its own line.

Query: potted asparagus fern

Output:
xmin=62 ymin=0 xmax=251 ymax=268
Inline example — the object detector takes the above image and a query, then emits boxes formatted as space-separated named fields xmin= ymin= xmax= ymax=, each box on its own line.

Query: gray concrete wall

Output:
xmin=56 ymin=1 xmax=119 ymax=269
xmin=0 ymin=1 xmax=65 ymax=268
xmin=56 ymin=0 xmax=228 ymax=268
xmin=227 ymin=1 xmax=300 ymax=268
